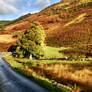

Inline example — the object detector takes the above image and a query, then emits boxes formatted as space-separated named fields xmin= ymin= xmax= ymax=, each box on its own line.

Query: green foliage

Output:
xmin=45 ymin=46 xmax=66 ymax=59
xmin=0 ymin=25 xmax=6 ymax=31
xmin=2 ymin=55 xmax=23 ymax=68
xmin=16 ymin=22 xmax=46 ymax=59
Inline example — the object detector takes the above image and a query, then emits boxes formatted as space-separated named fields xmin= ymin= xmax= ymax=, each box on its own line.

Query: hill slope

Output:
xmin=0 ymin=0 xmax=92 ymax=51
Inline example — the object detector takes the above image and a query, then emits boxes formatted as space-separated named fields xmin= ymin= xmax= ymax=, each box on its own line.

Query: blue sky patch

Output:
xmin=0 ymin=0 xmax=61 ymax=20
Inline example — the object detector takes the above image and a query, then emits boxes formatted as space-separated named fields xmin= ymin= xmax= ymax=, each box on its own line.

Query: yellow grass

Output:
xmin=64 ymin=13 xmax=87 ymax=27
xmin=0 ymin=35 xmax=16 ymax=43
xmin=80 ymin=0 xmax=92 ymax=3
xmin=40 ymin=63 xmax=92 ymax=91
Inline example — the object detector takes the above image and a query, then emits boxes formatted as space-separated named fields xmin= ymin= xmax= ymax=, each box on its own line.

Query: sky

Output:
xmin=0 ymin=0 xmax=61 ymax=20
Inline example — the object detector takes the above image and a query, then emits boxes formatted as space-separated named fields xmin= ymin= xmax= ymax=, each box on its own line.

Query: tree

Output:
xmin=16 ymin=22 xmax=46 ymax=59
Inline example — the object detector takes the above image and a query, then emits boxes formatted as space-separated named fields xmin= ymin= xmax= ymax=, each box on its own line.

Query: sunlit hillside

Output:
xmin=0 ymin=0 xmax=92 ymax=51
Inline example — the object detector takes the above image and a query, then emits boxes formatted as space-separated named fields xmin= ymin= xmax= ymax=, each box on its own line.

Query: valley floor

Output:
xmin=2 ymin=46 xmax=92 ymax=92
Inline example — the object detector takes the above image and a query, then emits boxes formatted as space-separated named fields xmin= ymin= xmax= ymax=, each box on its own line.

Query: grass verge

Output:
xmin=2 ymin=54 xmax=70 ymax=92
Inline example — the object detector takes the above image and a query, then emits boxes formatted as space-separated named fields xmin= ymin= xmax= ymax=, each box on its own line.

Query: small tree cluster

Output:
xmin=16 ymin=22 xmax=46 ymax=59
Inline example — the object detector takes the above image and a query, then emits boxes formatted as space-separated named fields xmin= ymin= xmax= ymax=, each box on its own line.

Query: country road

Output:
xmin=0 ymin=54 xmax=50 ymax=92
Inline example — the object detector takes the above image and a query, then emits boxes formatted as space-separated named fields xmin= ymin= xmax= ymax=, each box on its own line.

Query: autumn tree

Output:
xmin=16 ymin=22 xmax=46 ymax=59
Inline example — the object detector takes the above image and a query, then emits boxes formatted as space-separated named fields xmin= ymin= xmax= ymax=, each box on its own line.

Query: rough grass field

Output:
xmin=35 ymin=63 xmax=92 ymax=92
xmin=2 ymin=46 xmax=92 ymax=92
xmin=3 ymin=55 xmax=70 ymax=92
xmin=3 ymin=54 xmax=92 ymax=92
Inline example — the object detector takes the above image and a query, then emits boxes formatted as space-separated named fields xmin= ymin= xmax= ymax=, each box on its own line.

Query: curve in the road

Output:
xmin=0 ymin=54 xmax=50 ymax=92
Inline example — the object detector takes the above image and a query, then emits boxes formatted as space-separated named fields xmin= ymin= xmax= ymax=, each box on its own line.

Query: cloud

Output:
xmin=4 ymin=0 xmax=18 ymax=4
xmin=0 ymin=0 xmax=18 ymax=15
xmin=0 ymin=0 xmax=51 ymax=16
xmin=30 ymin=10 xmax=39 ymax=14
xmin=35 ymin=0 xmax=50 ymax=9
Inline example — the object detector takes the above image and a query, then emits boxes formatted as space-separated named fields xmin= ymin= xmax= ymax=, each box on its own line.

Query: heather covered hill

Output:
xmin=1 ymin=1 xmax=92 ymax=91
xmin=0 ymin=0 xmax=92 ymax=51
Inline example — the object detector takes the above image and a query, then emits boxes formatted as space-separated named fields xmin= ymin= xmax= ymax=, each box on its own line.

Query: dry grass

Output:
xmin=64 ymin=13 xmax=87 ymax=27
xmin=0 ymin=35 xmax=16 ymax=43
xmin=31 ymin=62 xmax=92 ymax=92
xmin=0 ymin=35 xmax=17 ymax=51
xmin=3 ymin=54 xmax=92 ymax=92
xmin=6 ymin=21 xmax=28 ymax=30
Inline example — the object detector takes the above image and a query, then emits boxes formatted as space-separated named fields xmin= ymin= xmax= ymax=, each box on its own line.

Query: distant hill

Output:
xmin=4 ymin=13 xmax=31 ymax=26
xmin=0 ymin=21 xmax=10 ymax=26
xmin=0 ymin=0 xmax=92 ymax=51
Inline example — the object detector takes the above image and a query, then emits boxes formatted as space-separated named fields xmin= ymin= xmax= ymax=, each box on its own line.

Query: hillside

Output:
xmin=0 ymin=21 xmax=10 ymax=25
xmin=0 ymin=0 xmax=92 ymax=51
